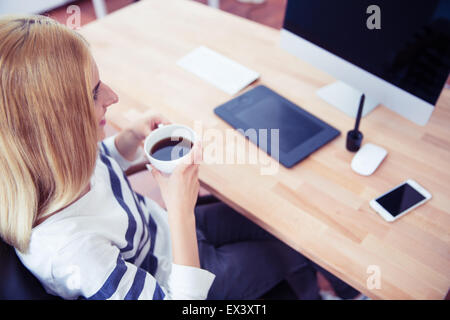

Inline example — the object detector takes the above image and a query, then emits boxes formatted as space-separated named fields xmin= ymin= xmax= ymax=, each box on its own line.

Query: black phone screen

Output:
xmin=375 ymin=183 xmax=426 ymax=217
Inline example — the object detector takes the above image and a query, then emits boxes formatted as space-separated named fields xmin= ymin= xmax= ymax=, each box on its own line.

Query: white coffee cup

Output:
xmin=144 ymin=123 xmax=197 ymax=174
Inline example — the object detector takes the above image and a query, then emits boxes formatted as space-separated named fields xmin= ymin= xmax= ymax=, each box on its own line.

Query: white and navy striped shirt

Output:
xmin=16 ymin=135 xmax=215 ymax=300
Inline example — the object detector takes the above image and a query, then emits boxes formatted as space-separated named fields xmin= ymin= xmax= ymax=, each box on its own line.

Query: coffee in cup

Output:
xmin=144 ymin=124 xmax=197 ymax=174
xmin=150 ymin=137 xmax=193 ymax=161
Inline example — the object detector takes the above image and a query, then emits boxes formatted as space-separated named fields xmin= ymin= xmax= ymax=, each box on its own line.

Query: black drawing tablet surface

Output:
xmin=214 ymin=85 xmax=340 ymax=168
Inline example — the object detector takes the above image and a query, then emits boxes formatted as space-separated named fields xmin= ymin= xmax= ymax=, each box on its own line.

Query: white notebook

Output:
xmin=177 ymin=46 xmax=260 ymax=95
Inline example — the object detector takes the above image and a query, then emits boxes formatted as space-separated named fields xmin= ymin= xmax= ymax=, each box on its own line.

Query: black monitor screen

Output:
xmin=283 ymin=0 xmax=450 ymax=106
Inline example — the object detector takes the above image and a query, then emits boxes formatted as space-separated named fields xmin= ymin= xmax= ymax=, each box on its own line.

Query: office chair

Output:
xmin=0 ymin=237 xmax=59 ymax=300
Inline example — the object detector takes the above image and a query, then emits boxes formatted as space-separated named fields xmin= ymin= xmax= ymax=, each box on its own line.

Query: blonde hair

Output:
xmin=0 ymin=15 xmax=98 ymax=252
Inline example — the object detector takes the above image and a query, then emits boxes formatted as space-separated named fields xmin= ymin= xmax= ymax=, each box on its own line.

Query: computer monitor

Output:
xmin=280 ymin=0 xmax=450 ymax=125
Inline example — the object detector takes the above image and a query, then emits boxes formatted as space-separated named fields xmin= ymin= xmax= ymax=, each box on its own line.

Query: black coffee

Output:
xmin=150 ymin=137 xmax=193 ymax=161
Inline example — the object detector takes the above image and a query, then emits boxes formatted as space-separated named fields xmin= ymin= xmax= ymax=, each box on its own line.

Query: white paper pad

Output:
xmin=177 ymin=46 xmax=260 ymax=95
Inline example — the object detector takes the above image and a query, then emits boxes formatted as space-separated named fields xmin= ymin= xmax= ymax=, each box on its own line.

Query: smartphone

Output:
xmin=369 ymin=179 xmax=432 ymax=222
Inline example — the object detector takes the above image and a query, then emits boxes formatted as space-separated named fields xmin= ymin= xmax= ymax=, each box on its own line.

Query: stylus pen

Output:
xmin=354 ymin=94 xmax=365 ymax=132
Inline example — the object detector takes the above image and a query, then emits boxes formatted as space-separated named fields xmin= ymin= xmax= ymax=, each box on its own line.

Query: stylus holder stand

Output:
xmin=346 ymin=130 xmax=363 ymax=152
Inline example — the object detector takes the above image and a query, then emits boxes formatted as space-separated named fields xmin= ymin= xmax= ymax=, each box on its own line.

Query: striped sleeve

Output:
xmin=86 ymin=253 xmax=167 ymax=300
xmin=51 ymin=235 xmax=214 ymax=300
xmin=100 ymin=134 xmax=147 ymax=171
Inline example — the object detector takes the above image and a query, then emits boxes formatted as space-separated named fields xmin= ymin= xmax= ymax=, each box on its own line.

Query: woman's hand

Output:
xmin=149 ymin=142 xmax=203 ymax=268
xmin=115 ymin=111 xmax=171 ymax=161
xmin=149 ymin=142 xmax=203 ymax=216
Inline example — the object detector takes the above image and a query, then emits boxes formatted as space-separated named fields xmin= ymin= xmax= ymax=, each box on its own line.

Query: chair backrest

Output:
xmin=0 ymin=238 xmax=59 ymax=300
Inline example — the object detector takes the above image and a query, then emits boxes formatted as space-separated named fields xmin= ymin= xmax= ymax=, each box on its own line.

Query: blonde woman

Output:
xmin=0 ymin=15 xmax=360 ymax=300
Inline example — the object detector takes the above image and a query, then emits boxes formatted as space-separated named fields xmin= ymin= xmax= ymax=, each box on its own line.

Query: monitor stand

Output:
xmin=316 ymin=81 xmax=379 ymax=118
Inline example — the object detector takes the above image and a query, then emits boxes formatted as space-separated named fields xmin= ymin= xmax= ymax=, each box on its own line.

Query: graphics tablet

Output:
xmin=214 ymin=85 xmax=340 ymax=168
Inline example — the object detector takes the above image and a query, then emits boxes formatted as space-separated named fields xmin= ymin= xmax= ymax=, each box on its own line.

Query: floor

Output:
xmin=46 ymin=0 xmax=286 ymax=29
xmin=46 ymin=0 xmax=135 ymax=26
xmin=194 ymin=0 xmax=287 ymax=29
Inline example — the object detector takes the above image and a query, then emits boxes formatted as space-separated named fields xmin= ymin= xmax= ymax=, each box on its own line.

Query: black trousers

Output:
xmin=194 ymin=196 xmax=359 ymax=299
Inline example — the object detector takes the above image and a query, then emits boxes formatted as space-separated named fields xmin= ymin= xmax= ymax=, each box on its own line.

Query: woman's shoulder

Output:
xmin=18 ymin=214 xmax=96 ymax=264
xmin=16 ymin=221 xmax=120 ymax=300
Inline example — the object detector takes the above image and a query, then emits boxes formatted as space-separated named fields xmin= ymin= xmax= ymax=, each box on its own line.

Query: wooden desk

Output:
xmin=79 ymin=0 xmax=450 ymax=299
